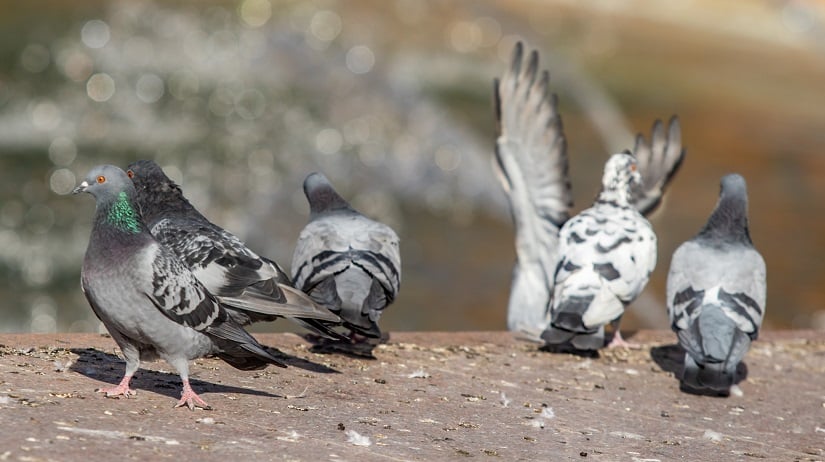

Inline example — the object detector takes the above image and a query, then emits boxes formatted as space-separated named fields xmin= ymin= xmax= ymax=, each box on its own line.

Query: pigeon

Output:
xmin=540 ymin=153 xmax=657 ymax=350
xmin=667 ymin=174 xmax=766 ymax=394
xmin=292 ymin=172 xmax=401 ymax=342
xmin=125 ymin=160 xmax=343 ymax=339
xmin=493 ymin=41 xmax=685 ymax=347
xmin=74 ymin=164 xmax=285 ymax=410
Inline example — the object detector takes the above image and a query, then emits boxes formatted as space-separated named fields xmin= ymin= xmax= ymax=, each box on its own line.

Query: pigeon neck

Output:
xmin=596 ymin=183 xmax=633 ymax=208
xmin=698 ymin=195 xmax=751 ymax=245
xmin=137 ymin=183 xmax=197 ymax=224
xmin=309 ymin=188 xmax=352 ymax=216
xmin=99 ymin=191 xmax=142 ymax=234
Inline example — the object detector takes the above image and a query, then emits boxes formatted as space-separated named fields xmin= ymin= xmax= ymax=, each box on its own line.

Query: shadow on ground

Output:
xmin=68 ymin=347 xmax=336 ymax=400
xmin=649 ymin=343 xmax=749 ymax=397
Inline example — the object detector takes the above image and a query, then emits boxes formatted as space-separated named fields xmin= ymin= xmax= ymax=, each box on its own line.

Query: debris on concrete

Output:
xmin=0 ymin=331 xmax=822 ymax=460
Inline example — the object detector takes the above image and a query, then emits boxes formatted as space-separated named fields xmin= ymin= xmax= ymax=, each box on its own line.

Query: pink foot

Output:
xmin=606 ymin=331 xmax=640 ymax=349
xmin=96 ymin=375 xmax=136 ymax=398
xmin=174 ymin=380 xmax=211 ymax=410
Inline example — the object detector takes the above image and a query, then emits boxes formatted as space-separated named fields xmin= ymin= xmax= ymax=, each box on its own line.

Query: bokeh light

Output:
xmin=239 ymin=0 xmax=272 ymax=28
xmin=136 ymin=73 xmax=165 ymax=103
xmin=49 ymin=169 xmax=76 ymax=195
xmin=86 ymin=73 xmax=116 ymax=102
xmin=346 ymin=45 xmax=375 ymax=74
xmin=81 ymin=19 xmax=110 ymax=49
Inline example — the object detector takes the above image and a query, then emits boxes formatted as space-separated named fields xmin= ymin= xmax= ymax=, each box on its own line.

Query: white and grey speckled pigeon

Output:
xmin=667 ymin=174 xmax=766 ymax=394
xmin=494 ymin=41 xmax=685 ymax=346
xmin=292 ymin=172 xmax=401 ymax=340
xmin=540 ymin=153 xmax=657 ymax=350
xmin=74 ymin=165 xmax=285 ymax=410
xmin=125 ymin=160 xmax=343 ymax=340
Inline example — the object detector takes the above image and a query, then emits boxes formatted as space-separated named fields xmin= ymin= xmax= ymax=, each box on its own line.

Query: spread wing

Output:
xmin=631 ymin=116 xmax=686 ymax=216
xmin=494 ymin=42 xmax=573 ymax=337
xmin=494 ymin=41 xmax=572 ymax=259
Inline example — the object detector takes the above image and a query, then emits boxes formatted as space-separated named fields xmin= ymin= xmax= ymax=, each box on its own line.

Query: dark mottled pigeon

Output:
xmin=125 ymin=160 xmax=342 ymax=339
xmin=292 ymin=172 xmax=401 ymax=341
xmin=667 ymin=174 xmax=766 ymax=394
xmin=493 ymin=41 xmax=685 ymax=346
xmin=540 ymin=153 xmax=657 ymax=350
xmin=74 ymin=165 xmax=284 ymax=410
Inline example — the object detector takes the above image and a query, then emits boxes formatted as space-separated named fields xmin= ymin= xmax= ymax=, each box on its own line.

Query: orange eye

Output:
xmin=126 ymin=170 xmax=134 ymax=179
xmin=96 ymin=175 xmax=106 ymax=184
xmin=630 ymin=164 xmax=637 ymax=172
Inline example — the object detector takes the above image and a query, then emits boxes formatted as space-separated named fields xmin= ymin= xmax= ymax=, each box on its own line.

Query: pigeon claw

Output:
xmin=96 ymin=375 xmax=136 ymax=398
xmin=606 ymin=331 xmax=640 ymax=349
xmin=174 ymin=384 xmax=212 ymax=411
xmin=96 ymin=385 xmax=137 ymax=398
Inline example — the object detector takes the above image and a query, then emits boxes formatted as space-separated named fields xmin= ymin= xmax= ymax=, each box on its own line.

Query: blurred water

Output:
xmin=1 ymin=0 xmax=823 ymax=333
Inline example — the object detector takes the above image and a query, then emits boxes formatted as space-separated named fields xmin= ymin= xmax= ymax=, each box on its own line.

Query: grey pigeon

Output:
xmin=667 ymin=174 xmax=766 ymax=394
xmin=540 ymin=153 xmax=657 ymax=350
xmin=74 ymin=165 xmax=285 ymax=410
xmin=125 ymin=160 xmax=342 ymax=340
xmin=493 ymin=41 xmax=685 ymax=346
xmin=292 ymin=172 xmax=401 ymax=342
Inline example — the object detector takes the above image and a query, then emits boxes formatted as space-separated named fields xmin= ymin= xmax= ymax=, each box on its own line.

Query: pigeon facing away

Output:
xmin=74 ymin=165 xmax=285 ymax=410
xmin=292 ymin=172 xmax=401 ymax=342
xmin=125 ymin=160 xmax=342 ymax=339
xmin=667 ymin=174 xmax=766 ymax=394
xmin=493 ymin=41 xmax=685 ymax=347
xmin=541 ymin=153 xmax=657 ymax=350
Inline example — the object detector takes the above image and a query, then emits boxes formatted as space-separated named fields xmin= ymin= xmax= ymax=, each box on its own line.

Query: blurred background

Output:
xmin=0 ymin=0 xmax=823 ymax=334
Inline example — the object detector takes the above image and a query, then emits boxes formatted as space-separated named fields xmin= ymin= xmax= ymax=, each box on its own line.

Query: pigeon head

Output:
xmin=698 ymin=173 xmax=751 ymax=245
xmin=73 ymin=164 xmax=143 ymax=234
xmin=303 ymin=172 xmax=352 ymax=216
xmin=74 ymin=164 xmax=135 ymax=200
xmin=598 ymin=152 xmax=640 ymax=205
xmin=126 ymin=160 xmax=181 ymax=195
xmin=126 ymin=159 xmax=191 ymax=223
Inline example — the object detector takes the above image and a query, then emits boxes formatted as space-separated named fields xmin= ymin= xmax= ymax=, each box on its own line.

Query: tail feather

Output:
xmin=207 ymin=321 xmax=287 ymax=370
xmin=679 ymin=304 xmax=751 ymax=392
xmin=541 ymin=294 xmax=604 ymax=350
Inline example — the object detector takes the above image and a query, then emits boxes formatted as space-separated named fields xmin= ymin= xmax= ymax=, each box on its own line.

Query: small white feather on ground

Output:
xmin=345 ymin=430 xmax=372 ymax=447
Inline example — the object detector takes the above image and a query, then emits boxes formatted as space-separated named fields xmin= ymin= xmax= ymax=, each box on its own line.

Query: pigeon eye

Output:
xmin=630 ymin=164 xmax=637 ymax=172
xmin=96 ymin=175 xmax=106 ymax=184
xmin=126 ymin=170 xmax=134 ymax=179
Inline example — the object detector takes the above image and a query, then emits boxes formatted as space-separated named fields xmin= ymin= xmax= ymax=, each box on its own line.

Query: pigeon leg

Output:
xmin=606 ymin=329 xmax=640 ymax=349
xmin=174 ymin=378 xmax=212 ymax=410
xmin=96 ymin=374 xmax=137 ymax=398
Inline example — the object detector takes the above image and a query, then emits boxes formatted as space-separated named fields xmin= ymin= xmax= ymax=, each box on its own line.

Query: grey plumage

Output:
xmin=667 ymin=174 xmax=766 ymax=394
xmin=292 ymin=172 xmax=401 ymax=340
xmin=125 ymin=160 xmax=342 ymax=340
xmin=493 ymin=41 xmax=685 ymax=345
xmin=74 ymin=165 xmax=284 ymax=410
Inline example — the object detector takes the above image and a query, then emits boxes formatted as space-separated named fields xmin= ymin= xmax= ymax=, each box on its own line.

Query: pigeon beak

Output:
xmin=72 ymin=181 xmax=90 ymax=195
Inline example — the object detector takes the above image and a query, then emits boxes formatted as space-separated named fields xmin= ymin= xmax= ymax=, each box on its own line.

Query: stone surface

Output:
xmin=0 ymin=331 xmax=823 ymax=461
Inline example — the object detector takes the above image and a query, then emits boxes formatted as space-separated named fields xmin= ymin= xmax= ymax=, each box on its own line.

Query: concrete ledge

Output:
xmin=0 ymin=331 xmax=823 ymax=461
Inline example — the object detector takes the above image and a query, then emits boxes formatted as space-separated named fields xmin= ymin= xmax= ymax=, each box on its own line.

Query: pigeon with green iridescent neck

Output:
xmin=74 ymin=164 xmax=285 ymax=410
xmin=667 ymin=174 xmax=766 ymax=395
xmin=125 ymin=160 xmax=343 ymax=340
xmin=292 ymin=172 xmax=401 ymax=343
